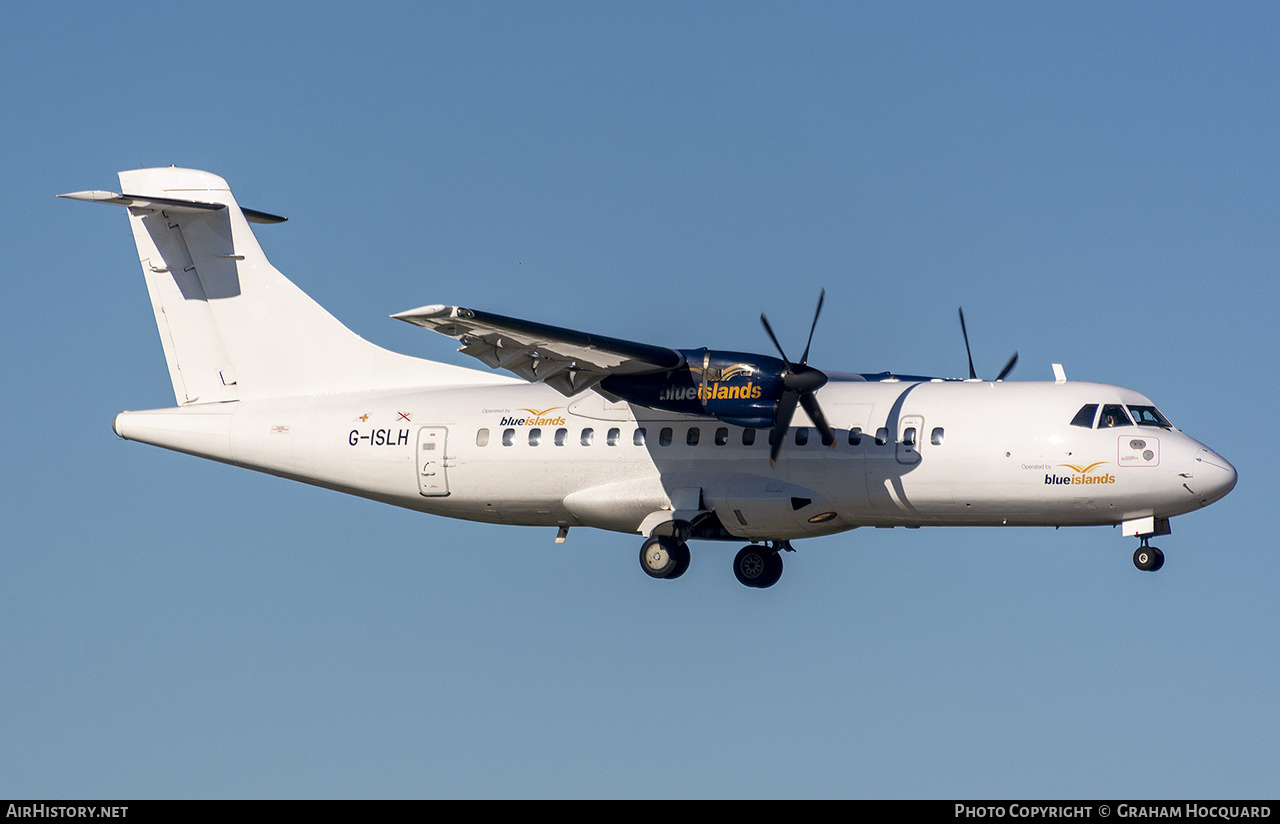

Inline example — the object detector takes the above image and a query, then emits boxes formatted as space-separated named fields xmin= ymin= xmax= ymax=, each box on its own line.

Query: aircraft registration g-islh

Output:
xmin=62 ymin=167 xmax=1237 ymax=588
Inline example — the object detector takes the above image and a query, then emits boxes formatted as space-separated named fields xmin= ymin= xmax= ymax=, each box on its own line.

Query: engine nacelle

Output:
xmin=599 ymin=348 xmax=786 ymax=427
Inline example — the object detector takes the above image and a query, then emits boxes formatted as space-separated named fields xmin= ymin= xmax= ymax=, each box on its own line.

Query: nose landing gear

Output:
xmin=1133 ymin=538 xmax=1165 ymax=572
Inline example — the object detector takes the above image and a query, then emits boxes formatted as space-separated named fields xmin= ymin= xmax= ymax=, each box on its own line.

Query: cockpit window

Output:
xmin=1070 ymin=404 xmax=1098 ymax=428
xmin=1128 ymin=405 xmax=1172 ymax=429
xmin=1097 ymin=404 xmax=1133 ymax=429
xmin=1131 ymin=406 xmax=1172 ymax=427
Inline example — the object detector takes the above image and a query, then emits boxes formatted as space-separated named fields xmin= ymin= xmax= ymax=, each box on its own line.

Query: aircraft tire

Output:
xmin=668 ymin=542 xmax=691 ymax=580
xmin=758 ymin=552 xmax=783 ymax=588
xmin=734 ymin=546 xmax=783 ymax=588
xmin=640 ymin=537 xmax=683 ymax=579
xmin=1133 ymin=546 xmax=1165 ymax=572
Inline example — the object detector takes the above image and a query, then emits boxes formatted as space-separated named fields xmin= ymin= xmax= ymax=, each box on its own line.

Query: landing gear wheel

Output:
xmin=640 ymin=537 xmax=690 ymax=579
xmin=759 ymin=552 xmax=783 ymax=587
xmin=1134 ymin=546 xmax=1165 ymax=572
xmin=734 ymin=546 xmax=783 ymax=588
xmin=669 ymin=541 xmax=691 ymax=579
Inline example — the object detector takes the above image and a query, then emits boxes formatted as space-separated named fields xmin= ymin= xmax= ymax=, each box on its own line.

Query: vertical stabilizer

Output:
xmin=120 ymin=169 xmax=242 ymax=404
xmin=63 ymin=168 xmax=504 ymax=404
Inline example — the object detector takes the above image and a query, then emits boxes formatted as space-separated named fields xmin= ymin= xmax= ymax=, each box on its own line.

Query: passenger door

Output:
xmin=417 ymin=427 xmax=450 ymax=496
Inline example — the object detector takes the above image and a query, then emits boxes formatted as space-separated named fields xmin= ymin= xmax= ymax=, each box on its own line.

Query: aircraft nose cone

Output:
xmin=1194 ymin=448 xmax=1237 ymax=506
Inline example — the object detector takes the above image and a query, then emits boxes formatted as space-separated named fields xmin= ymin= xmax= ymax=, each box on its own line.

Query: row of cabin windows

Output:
xmin=476 ymin=425 xmax=946 ymax=448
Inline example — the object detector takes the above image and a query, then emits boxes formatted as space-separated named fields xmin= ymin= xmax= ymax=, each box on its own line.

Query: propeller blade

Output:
xmin=762 ymin=290 xmax=830 ymax=465
xmin=760 ymin=313 xmax=793 ymax=368
xmin=995 ymin=351 xmax=1019 ymax=382
xmin=799 ymin=392 xmax=836 ymax=448
xmin=958 ymin=307 xmax=977 ymax=380
xmin=799 ymin=289 xmax=825 ymax=365
xmin=769 ymin=391 xmax=800 ymax=466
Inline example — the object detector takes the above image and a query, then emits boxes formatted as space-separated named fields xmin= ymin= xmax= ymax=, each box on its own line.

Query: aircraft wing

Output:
xmin=393 ymin=304 xmax=685 ymax=396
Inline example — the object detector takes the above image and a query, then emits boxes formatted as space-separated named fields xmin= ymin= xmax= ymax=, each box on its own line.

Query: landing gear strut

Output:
xmin=640 ymin=536 xmax=690 ymax=580
xmin=733 ymin=542 xmax=788 ymax=588
xmin=1133 ymin=538 xmax=1165 ymax=572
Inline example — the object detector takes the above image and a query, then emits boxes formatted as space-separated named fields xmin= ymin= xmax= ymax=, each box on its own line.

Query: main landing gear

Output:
xmin=733 ymin=543 xmax=787 ymax=588
xmin=638 ymin=537 xmax=791 ymax=588
xmin=1133 ymin=538 xmax=1165 ymax=572
xmin=639 ymin=536 xmax=691 ymax=580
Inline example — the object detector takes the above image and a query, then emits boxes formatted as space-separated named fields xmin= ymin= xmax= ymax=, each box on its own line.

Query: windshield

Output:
xmin=1097 ymin=404 xmax=1132 ymax=428
xmin=1128 ymin=405 xmax=1173 ymax=429
xmin=1070 ymin=404 xmax=1098 ymax=428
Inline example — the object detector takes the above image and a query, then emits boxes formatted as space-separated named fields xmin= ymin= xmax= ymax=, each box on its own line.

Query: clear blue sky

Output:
xmin=3 ymin=2 xmax=1277 ymax=799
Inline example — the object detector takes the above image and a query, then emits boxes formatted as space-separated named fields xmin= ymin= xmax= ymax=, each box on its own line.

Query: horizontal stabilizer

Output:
xmin=58 ymin=189 xmax=287 ymax=224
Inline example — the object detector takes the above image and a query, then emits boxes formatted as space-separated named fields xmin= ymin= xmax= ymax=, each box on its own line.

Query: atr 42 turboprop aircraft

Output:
xmin=62 ymin=167 xmax=1237 ymax=588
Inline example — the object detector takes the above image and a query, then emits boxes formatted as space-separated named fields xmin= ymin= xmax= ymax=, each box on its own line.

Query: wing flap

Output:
xmin=393 ymin=304 xmax=682 ymax=395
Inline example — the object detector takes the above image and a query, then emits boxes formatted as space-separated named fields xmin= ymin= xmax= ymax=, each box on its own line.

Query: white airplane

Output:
xmin=62 ymin=167 xmax=1237 ymax=588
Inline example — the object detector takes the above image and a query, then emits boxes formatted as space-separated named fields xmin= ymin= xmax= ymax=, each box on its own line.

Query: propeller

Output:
xmin=958 ymin=307 xmax=1018 ymax=382
xmin=761 ymin=290 xmax=835 ymax=465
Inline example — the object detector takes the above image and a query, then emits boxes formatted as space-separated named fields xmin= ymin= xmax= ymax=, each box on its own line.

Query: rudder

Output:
xmin=123 ymin=168 xmax=243 ymax=404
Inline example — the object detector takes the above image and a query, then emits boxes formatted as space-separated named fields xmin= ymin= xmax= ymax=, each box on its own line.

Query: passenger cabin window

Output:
xmin=902 ymin=427 xmax=916 ymax=447
xmin=1098 ymin=404 xmax=1133 ymax=429
xmin=686 ymin=427 xmax=700 ymax=446
xmin=795 ymin=427 xmax=809 ymax=446
xmin=528 ymin=428 xmax=542 ymax=446
xmin=931 ymin=427 xmax=945 ymax=446
xmin=1070 ymin=404 xmax=1098 ymax=429
xmin=875 ymin=427 xmax=889 ymax=446
xmin=476 ymin=428 xmax=490 ymax=447
xmin=742 ymin=429 xmax=756 ymax=446
xmin=715 ymin=427 xmax=729 ymax=446
xmin=633 ymin=428 xmax=647 ymax=446
xmin=1128 ymin=406 xmax=1172 ymax=429
xmin=659 ymin=427 xmax=673 ymax=446
xmin=581 ymin=428 xmax=595 ymax=446
xmin=555 ymin=428 xmax=568 ymax=446
xmin=607 ymin=428 xmax=621 ymax=446
xmin=849 ymin=427 xmax=862 ymax=446
xmin=502 ymin=428 xmax=515 ymax=446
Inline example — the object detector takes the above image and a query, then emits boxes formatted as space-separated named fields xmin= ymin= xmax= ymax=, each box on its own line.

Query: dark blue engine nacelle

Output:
xmin=599 ymin=349 xmax=787 ymax=427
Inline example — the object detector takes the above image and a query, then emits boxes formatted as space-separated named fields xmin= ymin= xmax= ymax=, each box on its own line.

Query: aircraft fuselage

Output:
xmin=113 ymin=375 xmax=1235 ymax=542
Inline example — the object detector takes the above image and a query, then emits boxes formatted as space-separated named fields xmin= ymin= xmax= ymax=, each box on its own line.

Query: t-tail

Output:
xmin=61 ymin=167 xmax=493 ymax=405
